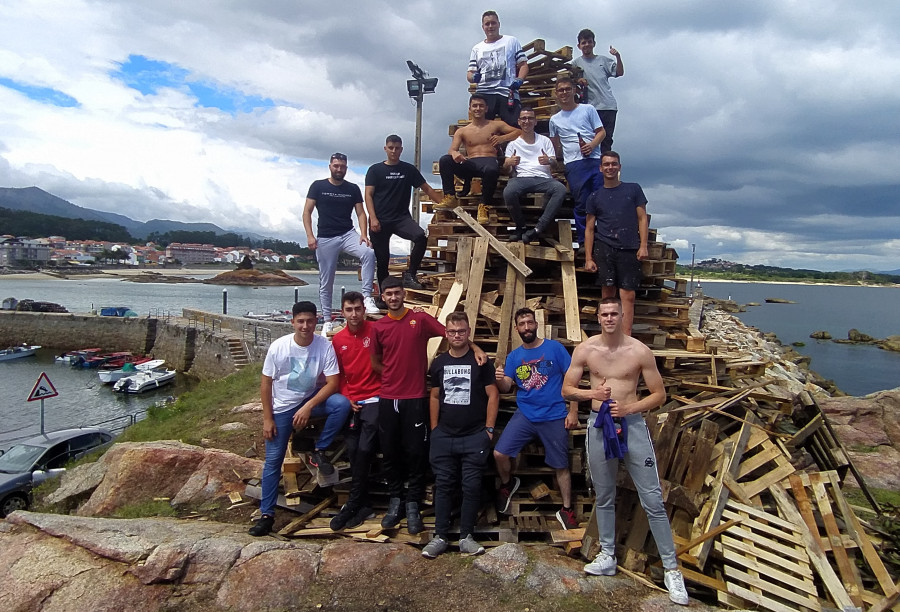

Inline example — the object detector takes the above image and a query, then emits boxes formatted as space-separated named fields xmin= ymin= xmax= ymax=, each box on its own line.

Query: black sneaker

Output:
xmin=346 ymin=505 xmax=375 ymax=529
xmin=496 ymin=477 xmax=520 ymax=514
xmin=521 ymin=228 xmax=541 ymax=244
xmin=248 ymin=514 xmax=274 ymax=537
xmin=509 ymin=227 xmax=526 ymax=242
xmin=382 ymin=497 xmax=403 ymax=528
xmin=406 ymin=501 xmax=424 ymax=535
xmin=402 ymin=271 xmax=425 ymax=291
xmin=374 ymin=297 xmax=388 ymax=310
xmin=556 ymin=506 xmax=578 ymax=530
xmin=330 ymin=504 xmax=358 ymax=531
xmin=309 ymin=450 xmax=334 ymax=476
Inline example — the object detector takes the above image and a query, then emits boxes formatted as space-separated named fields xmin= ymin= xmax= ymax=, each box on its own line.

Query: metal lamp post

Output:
xmin=406 ymin=61 xmax=438 ymax=224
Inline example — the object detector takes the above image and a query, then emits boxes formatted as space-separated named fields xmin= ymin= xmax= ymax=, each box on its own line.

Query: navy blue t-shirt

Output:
xmin=364 ymin=161 xmax=426 ymax=222
xmin=504 ymin=339 xmax=571 ymax=422
xmin=306 ymin=179 xmax=362 ymax=238
xmin=586 ymin=182 xmax=647 ymax=250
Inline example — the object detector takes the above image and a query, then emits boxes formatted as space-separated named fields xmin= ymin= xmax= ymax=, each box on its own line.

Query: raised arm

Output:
xmin=302 ymin=198 xmax=318 ymax=250
xmin=610 ymin=46 xmax=624 ymax=77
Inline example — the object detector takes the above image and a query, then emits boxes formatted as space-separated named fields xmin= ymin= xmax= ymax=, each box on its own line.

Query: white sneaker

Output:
xmin=584 ymin=551 xmax=617 ymax=576
xmin=321 ymin=321 xmax=334 ymax=336
xmin=664 ymin=569 xmax=689 ymax=606
xmin=363 ymin=296 xmax=380 ymax=314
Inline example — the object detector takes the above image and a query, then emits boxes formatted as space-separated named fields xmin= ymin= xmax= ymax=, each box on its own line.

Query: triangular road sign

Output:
xmin=27 ymin=372 xmax=59 ymax=402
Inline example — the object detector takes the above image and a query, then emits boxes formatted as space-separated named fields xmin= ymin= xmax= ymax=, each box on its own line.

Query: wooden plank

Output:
xmin=426 ymin=279 xmax=464 ymax=362
xmin=454 ymin=237 xmax=473 ymax=290
xmin=463 ymin=237 xmax=489 ymax=327
xmin=716 ymin=536 xmax=814 ymax=579
xmin=550 ymin=528 xmax=585 ymax=543
xmin=723 ymin=564 xmax=821 ymax=610
xmin=453 ymin=206 xmax=533 ymax=277
xmin=769 ymin=482 xmax=855 ymax=610
xmin=495 ymin=249 xmax=520 ymax=365
xmin=726 ymin=579 xmax=817 ymax=612
xmin=557 ymin=220 xmax=582 ymax=342
xmin=278 ymin=494 xmax=337 ymax=535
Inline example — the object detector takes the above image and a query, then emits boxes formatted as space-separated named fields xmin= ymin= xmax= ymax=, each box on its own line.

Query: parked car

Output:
xmin=0 ymin=427 xmax=113 ymax=517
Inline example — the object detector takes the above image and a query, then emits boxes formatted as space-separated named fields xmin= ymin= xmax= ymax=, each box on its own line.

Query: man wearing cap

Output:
xmin=304 ymin=152 xmax=379 ymax=335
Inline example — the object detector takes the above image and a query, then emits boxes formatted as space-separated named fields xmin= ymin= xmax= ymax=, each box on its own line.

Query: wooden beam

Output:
xmin=453 ymin=206 xmax=533 ymax=277
xmin=464 ymin=237 xmax=489 ymax=327
xmin=557 ymin=220 xmax=582 ymax=342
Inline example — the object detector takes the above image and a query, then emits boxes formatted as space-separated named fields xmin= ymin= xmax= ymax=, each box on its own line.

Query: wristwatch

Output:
xmin=485 ymin=427 xmax=495 ymax=434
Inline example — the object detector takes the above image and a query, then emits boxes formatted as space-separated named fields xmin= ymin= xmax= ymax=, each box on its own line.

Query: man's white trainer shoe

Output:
xmin=664 ymin=569 xmax=689 ymax=605
xmin=321 ymin=321 xmax=334 ymax=337
xmin=363 ymin=296 xmax=380 ymax=314
xmin=584 ymin=551 xmax=617 ymax=576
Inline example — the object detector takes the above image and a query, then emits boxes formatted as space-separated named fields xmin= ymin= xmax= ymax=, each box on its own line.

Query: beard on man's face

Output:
xmin=518 ymin=329 xmax=537 ymax=344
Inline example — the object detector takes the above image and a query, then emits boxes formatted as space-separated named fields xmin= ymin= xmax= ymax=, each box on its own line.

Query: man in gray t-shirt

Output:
xmin=571 ymin=28 xmax=624 ymax=153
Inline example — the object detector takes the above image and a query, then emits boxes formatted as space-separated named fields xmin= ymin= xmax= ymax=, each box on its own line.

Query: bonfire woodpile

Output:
xmin=245 ymin=39 xmax=898 ymax=611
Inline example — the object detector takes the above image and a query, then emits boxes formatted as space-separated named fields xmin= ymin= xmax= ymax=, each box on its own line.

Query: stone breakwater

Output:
xmin=700 ymin=302 xmax=840 ymax=397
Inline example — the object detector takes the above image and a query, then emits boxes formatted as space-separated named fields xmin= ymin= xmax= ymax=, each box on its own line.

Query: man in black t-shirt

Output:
xmin=422 ymin=312 xmax=498 ymax=558
xmin=365 ymin=135 xmax=443 ymax=291
xmin=304 ymin=153 xmax=378 ymax=333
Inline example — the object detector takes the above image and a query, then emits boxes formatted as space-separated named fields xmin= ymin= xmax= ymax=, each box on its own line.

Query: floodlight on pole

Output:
xmin=406 ymin=60 xmax=437 ymax=223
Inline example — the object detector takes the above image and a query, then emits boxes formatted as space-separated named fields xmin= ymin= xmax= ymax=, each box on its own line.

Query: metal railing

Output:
xmin=187 ymin=314 xmax=221 ymax=333
xmin=0 ymin=409 xmax=151 ymax=450
xmin=148 ymin=308 xmax=174 ymax=322
xmin=243 ymin=324 xmax=272 ymax=347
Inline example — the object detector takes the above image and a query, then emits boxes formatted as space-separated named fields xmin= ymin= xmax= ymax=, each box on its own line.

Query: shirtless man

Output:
xmin=437 ymin=94 xmax=520 ymax=224
xmin=561 ymin=297 xmax=688 ymax=606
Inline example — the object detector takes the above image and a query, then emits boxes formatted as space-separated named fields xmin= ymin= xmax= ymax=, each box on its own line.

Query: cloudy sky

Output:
xmin=1 ymin=0 xmax=898 ymax=271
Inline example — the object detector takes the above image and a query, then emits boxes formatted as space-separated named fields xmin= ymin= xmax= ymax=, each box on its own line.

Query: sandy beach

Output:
xmin=0 ymin=267 xmax=329 ymax=281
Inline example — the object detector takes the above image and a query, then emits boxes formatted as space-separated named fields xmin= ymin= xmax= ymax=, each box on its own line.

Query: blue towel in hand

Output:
xmin=593 ymin=400 xmax=628 ymax=459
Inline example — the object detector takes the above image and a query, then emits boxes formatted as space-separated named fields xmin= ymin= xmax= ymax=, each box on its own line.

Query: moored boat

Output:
xmin=0 ymin=344 xmax=41 ymax=362
xmin=98 ymin=358 xmax=164 ymax=384
xmin=112 ymin=368 xmax=176 ymax=393
xmin=55 ymin=348 xmax=101 ymax=364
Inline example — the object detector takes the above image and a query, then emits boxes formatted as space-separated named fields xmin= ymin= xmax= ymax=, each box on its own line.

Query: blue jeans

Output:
xmin=564 ymin=158 xmax=602 ymax=243
xmin=260 ymin=393 xmax=351 ymax=516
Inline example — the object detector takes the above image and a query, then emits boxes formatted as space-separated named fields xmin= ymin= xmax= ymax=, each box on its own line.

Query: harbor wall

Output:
xmin=0 ymin=311 xmax=256 ymax=380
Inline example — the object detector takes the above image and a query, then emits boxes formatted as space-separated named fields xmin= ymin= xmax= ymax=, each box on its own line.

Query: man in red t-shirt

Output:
xmin=371 ymin=276 xmax=487 ymax=533
xmin=330 ymin=291 xmax=381 ymax=530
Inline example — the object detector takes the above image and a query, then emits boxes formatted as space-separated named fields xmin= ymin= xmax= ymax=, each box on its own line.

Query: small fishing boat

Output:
xmin=113 ymin=368 xmax=177 ymax=393
xmin=98 ymin=358 xmax=164 ymax=384
xmin=55 ymin=348 xmax=101 ymax=364
xmin=0 ymin=344 xmax=41 ymax=362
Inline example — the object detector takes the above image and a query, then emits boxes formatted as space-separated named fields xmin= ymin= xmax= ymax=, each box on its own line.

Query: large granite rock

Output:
xmin=817 ymin=387 xmax=900 ymax=490
xmin=44 ymin=441 xmax=262 ymax=516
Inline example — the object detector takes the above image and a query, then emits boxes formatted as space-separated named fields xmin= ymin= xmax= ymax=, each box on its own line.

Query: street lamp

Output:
xmin=406 ymin=60 xmax=438 ymax=223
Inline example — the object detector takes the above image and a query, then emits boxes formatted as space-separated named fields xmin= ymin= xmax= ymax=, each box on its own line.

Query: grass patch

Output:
xmin=118 ymin=364 xmax=261 ymax=446
xmin=843 ymin=486 xmax=900 ymax=510
xmin=112 ymin=499 xmax=178 ymax=519
xmin=848 ymin=443 xmax=882 ymax=454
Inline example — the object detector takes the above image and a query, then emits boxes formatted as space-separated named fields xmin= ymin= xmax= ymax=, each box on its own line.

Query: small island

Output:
xmin=202 ymin=255 xmax=308 ymax=286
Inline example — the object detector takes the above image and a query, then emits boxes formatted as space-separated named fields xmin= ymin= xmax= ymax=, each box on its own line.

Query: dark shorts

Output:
xmin=594 ymin=241 xmax=642 ymax=291
xmin=493 ymin=410 xmax=570 ymax=469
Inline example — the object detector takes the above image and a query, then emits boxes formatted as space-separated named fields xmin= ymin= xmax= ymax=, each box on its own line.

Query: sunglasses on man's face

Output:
xmin=331 ymin=153 xmax=347 ymax=161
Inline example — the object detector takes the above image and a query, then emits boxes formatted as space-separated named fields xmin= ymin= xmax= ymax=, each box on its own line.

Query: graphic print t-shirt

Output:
xmin=429 ymin=349 xmax=495 ymax=436
xmin=504 ymin=339 xmax=571 ymax=422
xmin=262 ymin=333 xmax=339 ymax=413
xmin=306 ymin=179 xmax=362 ymax=238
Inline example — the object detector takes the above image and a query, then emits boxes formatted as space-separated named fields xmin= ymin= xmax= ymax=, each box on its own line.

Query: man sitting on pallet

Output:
xmin=584 ymin=150 xmax=649 ymax=336
xmin=501 ymin=106 xmax=566 ymax=244
xmin=436 ymin=94 xmax=520 ymax=226
xmin=561 ymin=297 xmax=688 ymax=605
xmin=422 ymin=312 xmax=498 ymax=558
xmin=493 ymin=307 xmax=579 ymax=530
xmin=250 ymin=300 xmax=351 ymax=537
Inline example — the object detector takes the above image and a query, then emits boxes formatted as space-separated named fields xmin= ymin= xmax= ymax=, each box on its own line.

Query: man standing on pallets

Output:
xmin=493 ymin=307 xmax=579 ymax=530
xmin=422 ymin=312 xmax=498 ymax=558
xmin=372 ymin=277 xmax=488 ymax=534
xmin=249 ymin=301 xmax=351 ymax=537
xmin=365 ymin=135 xmax=444 ymax=293
xmin=467 ymin=10 xmax=528 ymax=127
xmin=549 ymin=77 xmax=606 ymax=250
xmin=436 ymin=94 xmax=520 ymax=226
xmin=303 ymin=152 xmax=379 ymax=336
xmin=561 ymin=297 xmax=689 ymax=606
xmin=329 ymin=291 xmax=381 ymax=531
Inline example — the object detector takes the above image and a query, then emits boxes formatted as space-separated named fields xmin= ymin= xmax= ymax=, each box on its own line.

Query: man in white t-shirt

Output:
xmin=502 ymin=107 xmax=566 ymax=243
xmin=467 ymin=10 xmax=528 ymax=127
xmin=249 ymin=300 xmax=351 ymax=536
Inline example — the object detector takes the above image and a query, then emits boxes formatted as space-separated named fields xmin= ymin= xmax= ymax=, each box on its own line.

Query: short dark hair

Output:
xmin=386 ymin=134 xmax=402 ymax=145
xmin=445 ymin=311 xmax=470 ymax=326
xmin=380 ymin=276 xmax=403 ymax=291
xmin=578 ymin=29 xmax=595 ymax=43
xmin=341 ymin=291 xmax=364 ymax=307
xmin=601 ymin=150 xmax=621 ymax=163
xmin=518 ymin=106 xmax=535 ymax=118
xmin=599 ymin=297 xmax=622 ymax=308
xmin=482 ymin=10 xmax=498 ymax=21
xmin=514 ymin=307 xmax=535 ymax=323
xmin=469 ymin=93 xmax=488 ymax=107
xmin=556 ymin=77 xmax=576 ymax=90
xmin=292 ymin=301 xmax=317 ymax=317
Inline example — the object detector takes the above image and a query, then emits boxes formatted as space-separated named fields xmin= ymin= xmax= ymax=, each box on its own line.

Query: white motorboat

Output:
xmin=98 ymin=359 xmax=166 ymax=384
xmin=0 ymin=345 xmax=40 ymax=362
xmin=113 ymin=368 xmax=177 ymax=393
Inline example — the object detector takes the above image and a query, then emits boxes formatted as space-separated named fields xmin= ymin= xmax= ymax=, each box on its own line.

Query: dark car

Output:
xmin=0 ymin=427 xmax=113 ymax=517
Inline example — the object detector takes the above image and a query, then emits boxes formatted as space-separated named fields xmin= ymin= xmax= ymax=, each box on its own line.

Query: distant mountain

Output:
xmin=0 ymin=186 xmax=231 ymax=239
